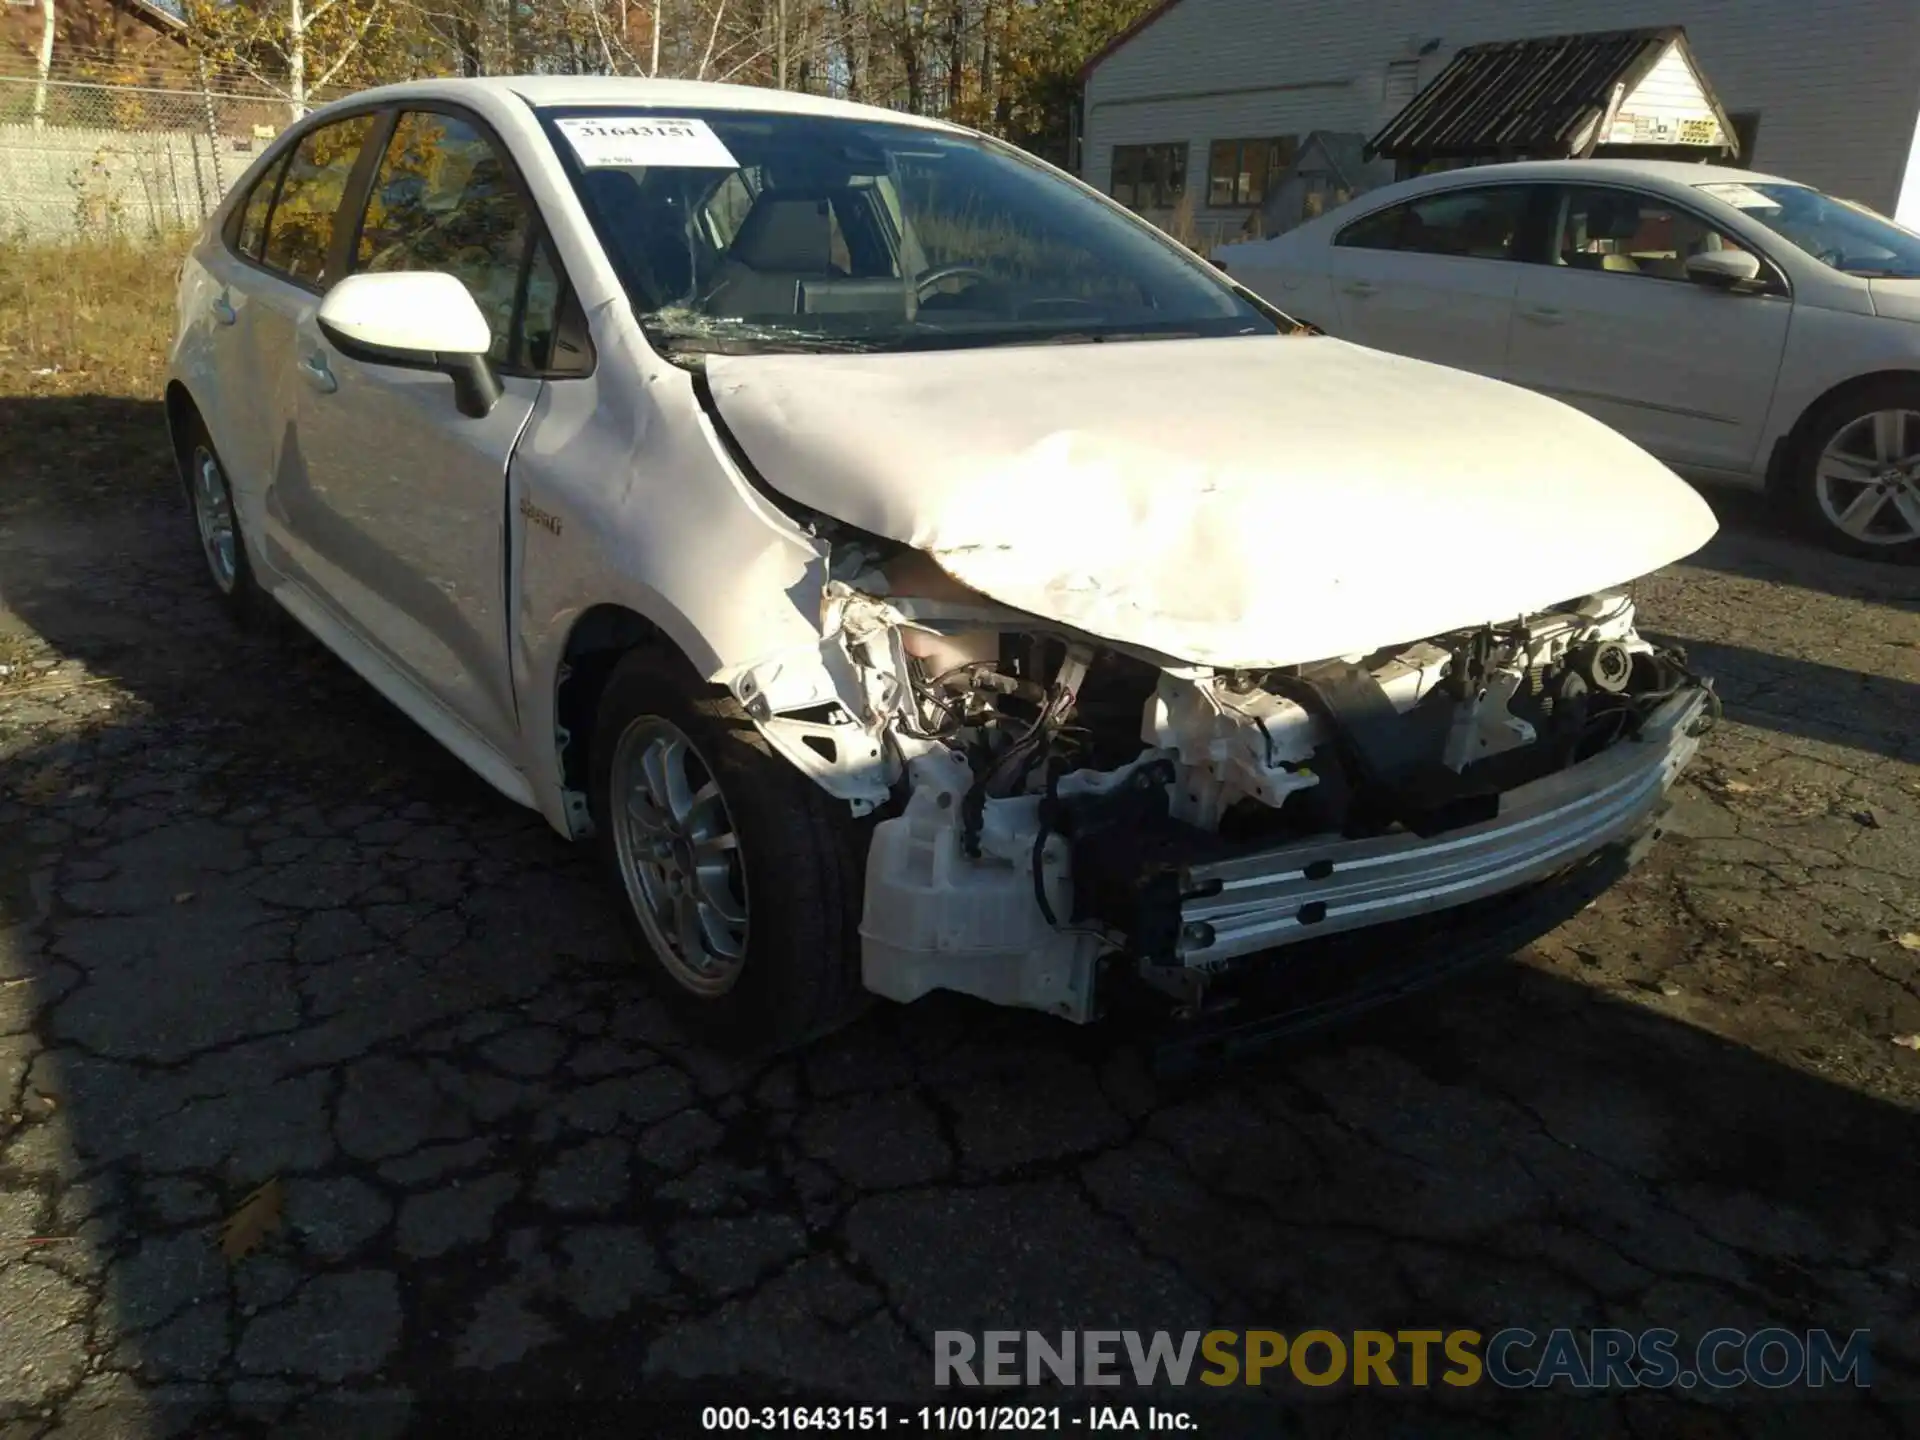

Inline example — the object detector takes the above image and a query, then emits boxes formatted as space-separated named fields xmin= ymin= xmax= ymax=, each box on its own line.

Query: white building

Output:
xmin=1079 ymin=0 xmax=1920 ymax=249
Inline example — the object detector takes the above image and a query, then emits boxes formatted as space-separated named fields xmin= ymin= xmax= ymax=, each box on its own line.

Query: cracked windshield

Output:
xmin=542 ymin=108 xmax=1278 ymax=355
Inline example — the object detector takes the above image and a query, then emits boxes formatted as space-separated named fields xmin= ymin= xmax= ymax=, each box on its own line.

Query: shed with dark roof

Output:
xmin=1364 ymin=27 xmax=1740 ymax=167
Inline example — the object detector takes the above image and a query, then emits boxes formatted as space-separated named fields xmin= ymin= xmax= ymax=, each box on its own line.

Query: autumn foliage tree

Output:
xmin=182 ymin=0 xmax=1160 ymax=166
xmin=184 ymin=0 xmax=419 ymax=119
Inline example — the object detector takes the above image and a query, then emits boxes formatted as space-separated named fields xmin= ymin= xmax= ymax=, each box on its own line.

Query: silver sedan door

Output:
xmin=286 ymin=108 xmax=552 ymax=758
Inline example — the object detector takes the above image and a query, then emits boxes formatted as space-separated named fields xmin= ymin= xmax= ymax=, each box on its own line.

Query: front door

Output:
xmin=1505 ymin=184 xmax=1792 ymax=475
xmin=288 ymin=107 xmax=548 ymax=757
xmin=1325 ymin=182 xmax=1541 ymax=378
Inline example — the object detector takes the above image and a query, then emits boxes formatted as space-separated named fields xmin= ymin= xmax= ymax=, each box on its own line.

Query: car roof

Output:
xmin=319 ymin=74 xmax=965 ymax=135
xmin=1393 ymin=157 xmax=1795 ymax=189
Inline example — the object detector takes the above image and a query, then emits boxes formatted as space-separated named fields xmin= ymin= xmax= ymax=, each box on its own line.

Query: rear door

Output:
xmin=187 ymin=147 xmax=293 ymax=524
xmin=286 ymin=106 xmax=575 ymax=756
xmin=241 ymin=110 xmax=384 ymax=589
xmin=1505 ymin=184 xmax=1792 ymax=474
xmin=1325 ymin=183 xmax=1545 ymax=378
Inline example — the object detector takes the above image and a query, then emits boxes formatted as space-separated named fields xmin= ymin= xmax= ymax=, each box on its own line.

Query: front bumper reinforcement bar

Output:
xmin=1175 ymin=686 xmax=1712 ymax=966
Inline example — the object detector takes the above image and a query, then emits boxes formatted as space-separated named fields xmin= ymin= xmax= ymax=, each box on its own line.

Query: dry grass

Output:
xmin=0 ymin=232 xmax=185 ymax=397
xmin=0 ymin=233 xmax=187 ymax=515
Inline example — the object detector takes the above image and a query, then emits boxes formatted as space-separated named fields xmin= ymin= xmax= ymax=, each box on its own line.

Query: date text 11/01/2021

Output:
xmin=701 ymin=1406 xmax=1193 ymax=1431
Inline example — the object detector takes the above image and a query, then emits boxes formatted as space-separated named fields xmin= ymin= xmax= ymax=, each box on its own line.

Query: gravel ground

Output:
xmin=1 ymin=397 xmax=1918 ymax=1437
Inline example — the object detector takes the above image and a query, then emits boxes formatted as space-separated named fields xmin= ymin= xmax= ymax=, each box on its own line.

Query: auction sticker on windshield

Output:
xmin=555 ymin=115 xmax=738 ymax=169
xmin=1698 ymin=182 xmax=1778 ymax=210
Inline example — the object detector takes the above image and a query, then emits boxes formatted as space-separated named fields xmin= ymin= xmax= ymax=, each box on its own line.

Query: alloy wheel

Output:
xmin=609 ymin=715 xmax=750 ymax=996
xmin=190 ymin=444 xmax=239 ymax=593
xmin=1814 ymin=409 xmax=1920 ymax=547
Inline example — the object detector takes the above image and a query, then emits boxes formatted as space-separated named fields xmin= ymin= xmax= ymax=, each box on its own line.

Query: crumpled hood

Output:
xmin=704 ymin=335 xmax=1717 ymax=668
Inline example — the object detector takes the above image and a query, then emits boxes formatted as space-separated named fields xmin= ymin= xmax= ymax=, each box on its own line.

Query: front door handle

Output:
xmin=298 ymin=351 xmax=337 ymax=394
xmin=210 ymin=293 xmax=237 ymax=326
xmin=1519 ymin=305 xmax=1565 ymax=325
xmin=1342 ymin=280 xmax=1379 ymax=297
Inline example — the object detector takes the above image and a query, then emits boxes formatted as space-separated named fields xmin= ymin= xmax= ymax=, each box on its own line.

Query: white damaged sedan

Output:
xmin=166 ymin=76 xmax=1720 ymax=1051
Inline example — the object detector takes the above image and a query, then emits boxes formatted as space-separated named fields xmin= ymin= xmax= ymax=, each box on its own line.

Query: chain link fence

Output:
xmin=0 ymin=74 xmax=290 ymax=241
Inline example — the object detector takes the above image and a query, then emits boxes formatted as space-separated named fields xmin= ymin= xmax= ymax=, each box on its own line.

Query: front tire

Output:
xmin=588 ymin=647 xmax=870 ymax=1052
xmin=1791 ymin=381 xmax=1920 ymax=563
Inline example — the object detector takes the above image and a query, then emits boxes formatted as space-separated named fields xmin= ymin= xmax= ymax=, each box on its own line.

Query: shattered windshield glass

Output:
xmin=539 ymin=107 xmax=1279 ymax=357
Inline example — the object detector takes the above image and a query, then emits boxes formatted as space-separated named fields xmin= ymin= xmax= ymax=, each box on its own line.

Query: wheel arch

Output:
xmin=550 ymin=602 xmax=698 ymax=837
xmin=1765 ymin=368 xmax=1920 ymax=495
xmin=163 ymin=380 xmax=202 ymax=471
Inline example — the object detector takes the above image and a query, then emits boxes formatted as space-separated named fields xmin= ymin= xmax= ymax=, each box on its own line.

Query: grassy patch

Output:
xmin=0 ymin=232 xmax=187 ymax=514
xmin=0 ymin=232 xmax=184 ymax=394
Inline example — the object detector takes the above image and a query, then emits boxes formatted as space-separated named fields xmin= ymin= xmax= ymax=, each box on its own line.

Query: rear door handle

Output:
xmin=1520 ymin=305 xmax=1565 ymax=325
xmin=1341 ymin=280 xmax=1379 ymax=297
xmin=298 ymin=351 xmax=337 ymax=394
xmin=210 ymin=293 xmax=236 ymax=326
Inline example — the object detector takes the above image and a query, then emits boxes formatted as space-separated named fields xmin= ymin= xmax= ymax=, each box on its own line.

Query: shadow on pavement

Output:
xmin=1685 ymin=488 xmax=1919 ymax=612
xmin=1649 ymin=635 xmax=1920 ymax=765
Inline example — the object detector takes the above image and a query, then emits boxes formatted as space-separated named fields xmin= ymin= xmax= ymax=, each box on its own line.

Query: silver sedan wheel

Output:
xmin=190 ymin=444 xmax=239 ymax=593
xmin=609 ymin=715 xmax=749 ymax=996
xmin=1815 ymin=409 xmax=1920 ymax=546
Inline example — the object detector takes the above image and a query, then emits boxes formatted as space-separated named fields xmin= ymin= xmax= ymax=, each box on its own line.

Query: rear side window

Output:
xmin=234 ymin=152 xmax=290 ymax=260
xmin=1336 ymin=186 xmax=1533 ymax=261
xmin=353 ymin=110 xmax=532 ymax=364
xmin=262 ymin=114 xmax=375 ymax=286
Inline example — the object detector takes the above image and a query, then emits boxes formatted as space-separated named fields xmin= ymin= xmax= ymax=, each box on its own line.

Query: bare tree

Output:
xmin=32 ymin=0 xmax=56 ymax=130
xmin=189 ymin=0 xmax=397 ymax=121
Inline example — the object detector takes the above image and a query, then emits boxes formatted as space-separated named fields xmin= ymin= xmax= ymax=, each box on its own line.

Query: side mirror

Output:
xmin=1684 ymin=249 xmax=1764 ymax=292
xmin=316 ymin=271 xmax=502 ymax=418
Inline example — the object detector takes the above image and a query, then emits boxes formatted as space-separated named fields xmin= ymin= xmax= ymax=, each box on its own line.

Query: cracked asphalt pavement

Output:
xmin=1 ymin=437 xmax=1918 ymax=1435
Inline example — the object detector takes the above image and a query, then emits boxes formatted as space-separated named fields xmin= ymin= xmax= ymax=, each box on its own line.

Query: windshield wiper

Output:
xmin=881 ymin=325 xmax=1213 ymax=352
xmin=651 ymin=329 xmax=894 ymax=357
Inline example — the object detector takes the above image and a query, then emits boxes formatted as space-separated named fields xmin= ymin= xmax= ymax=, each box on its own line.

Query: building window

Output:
xmin=1206 ymin=136 xmax=1297 ymax=207
xmin=1110 ymin=143 xmax=1188 ymax=211
xmin=1384 ymin=59 xmax=1422 ymax=108
xmin=1728 ymin=110 xmax=1762 ymax=165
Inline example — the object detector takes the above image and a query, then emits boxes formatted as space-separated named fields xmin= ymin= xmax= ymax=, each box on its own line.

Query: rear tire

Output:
xmin=175 ymin=413 xmax=273 ymax=624
xmin=588 ymin=646 xmax=871 ymax=1052
xmin=1790 ymin=380 xmax=1920 ymax=563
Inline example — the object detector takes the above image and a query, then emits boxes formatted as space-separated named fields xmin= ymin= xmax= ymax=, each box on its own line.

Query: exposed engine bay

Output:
xmin=728 ymin=529 xmax=1713 ymax=1024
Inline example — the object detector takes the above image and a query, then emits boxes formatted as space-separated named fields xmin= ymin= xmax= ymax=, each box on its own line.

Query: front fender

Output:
xmin=510 ymin=326 xmax=841 ymax=835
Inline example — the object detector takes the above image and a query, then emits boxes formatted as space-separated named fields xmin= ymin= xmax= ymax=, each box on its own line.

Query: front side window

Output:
xmin=1697 ymin=180 xmax=1920 ymax=278
xmin=518 ymin=237 xmax=583 ymax=372
xmin=1109 ymin=142 xmax=1188 ymax=211
xmin=353 ymin=110 xmax=533 ymax=363
xmin=546 ymin=109 xmax=1274 ymax=358
xmin=1207 ymin=137 xmax=1296 ymax=207
xmin=1336 ymin=185 xmax=1531 ymax=260
xmin=1550 ymin=186 xmax=1751 ymax=280
xmin=262 ymin=113 xmax=374 ymax=287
